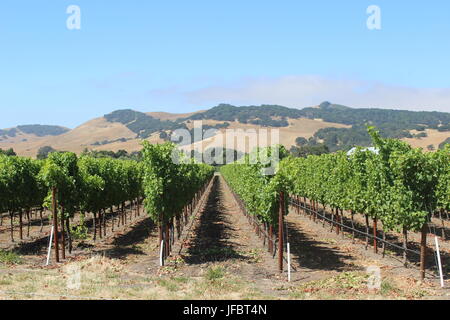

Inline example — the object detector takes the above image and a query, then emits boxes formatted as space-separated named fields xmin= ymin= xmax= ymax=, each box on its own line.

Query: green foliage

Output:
xmin=36 ymin=146 xmax=57 ymax=160
xmin=0 ymin=155 xmax=46 ymax=214
xmin=290 ymin=143 xmax=329 ymax=157
xmin=295 ymin=137 xmax=308 ymax=146
xmin=434 ymin=145 xmax=450 ymax=211
xmin=0 ymin=250 xmax=22 ymax=265
xmin=439 ymin=137 xmax=450 ymax=150
xmin=0 ymin=128 xmax=18 ymax=137
xmin=70 ymin=214 xmax=89 ymax=240
xmin=185 ymin=104 xmax=302 ymax=126
xmin=36 ymin=151 xmax=144 ymax=223
xmin=77 ymin=155 xmax=143 ymax=216
xmin=380 ymin=280 xmax=398 ymax=295
xmin=17 ymin=125 xmax=69 ymax=137
xmin=279 ymin=127 xmax=449 ymax=233
xmin=301 ymin=103 xmax=449 ymax=152
xmin=0 ymin=148 xmax=16 ymax=156
xmin=1 ymin=141 xmax=212 ymax=238
xmin=38 ymin=152 xmax=80 ymax=216
xmin=205 ymin=266 xmax=225 ymax=281
xmin=91 ymin=138 xmax=131 ymax=147
xmin=104 ymin=109 xmax=183 ymax=139
xmin=220 ymin=145 xmax=289 ymax=225
xmin=303 ymin=102 xmax=450 ymax=128
xmin=312 ymin=125 xmax=375 ymax=152
xmin=413 ymin=132 xmax=428 ymax=139
xmin=141 ymin=142 xmax=214 ymax=224
xmin=81 ymin=148 xmax=142 ymax=161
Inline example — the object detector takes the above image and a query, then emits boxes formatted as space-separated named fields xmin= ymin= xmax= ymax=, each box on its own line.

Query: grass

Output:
xmin=407 ymin=288 xmax=429 ymax=299
xmin=0 ymin=278 xmax=13 ymax=286
xmin=157 ymin=279 xmax=179 ymax=292
xmin=205 ymin=266 xmax=225 ymax=281
xmin=173 ymin=276 xmax=189 ymax=284
xmin=288 ymin=272 xmax=438 ymax=300
xmin=240 ymin=248 xmax=262 ymax=263
xmin=155 ymin=276 xmax=191 ymax=294
xmin=380 ymin=279 xmax=397 ymax=295
xmin=288 ymin=290 xmax=307 ymax=299
xmin=289 ymin=272 xmax=371 ymax=299
xmin=312 ymin=272 xmax=369 ymax=290
xmin=0 ymin=250 xmax=22 ymax=265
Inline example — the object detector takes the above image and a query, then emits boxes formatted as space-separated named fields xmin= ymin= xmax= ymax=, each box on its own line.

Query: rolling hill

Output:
xmin=1 ymin=102 xmax=449 ymax=158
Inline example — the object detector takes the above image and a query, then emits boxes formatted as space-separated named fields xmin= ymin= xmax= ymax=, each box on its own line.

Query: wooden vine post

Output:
xmin=373 ymin=218 xmax=378 ymax=254
xmin=278 ymin=191 xmax=284 ymax=273
xmin=420 ymin=222 xmax=428 ymax=280
xmin=60 ymin=206 xmax=66 ymax=260
xmin=19 ymin=210 xmax=23 ymax=240
xmin=137 ymin=198 xmax=140 ymax=216
xmin=52 ymin=187 xmax=60 ymax=263
xmin=268 ymin=224 xmax=273 ymax=254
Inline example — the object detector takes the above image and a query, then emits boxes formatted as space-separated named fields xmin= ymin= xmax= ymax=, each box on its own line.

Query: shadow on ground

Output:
xmin=184 ymin=177 xmax=250 ymax=264
xmin=285 ymin=219 xmax=357 ymax=272
xmin=12 ymin=212 xmax=154 ymax=261
xmin=289 ymin=200 xmax=450 ymax=278
xmin=96 ymin=217 xmax=157 ymax=259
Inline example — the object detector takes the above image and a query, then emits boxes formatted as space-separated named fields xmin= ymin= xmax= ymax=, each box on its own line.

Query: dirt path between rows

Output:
xmin=285 ymin=203 xmax=450 ymax=298
xmin=175 ymin=176 xmax=278 ymax=269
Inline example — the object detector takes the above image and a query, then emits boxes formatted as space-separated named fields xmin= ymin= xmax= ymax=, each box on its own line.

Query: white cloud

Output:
xmin=179 ymin=76 xmax=450 ymax=113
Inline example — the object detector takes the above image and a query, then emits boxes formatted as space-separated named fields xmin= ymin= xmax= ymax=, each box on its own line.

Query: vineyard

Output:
xmin=0 ymin=129 xmax=449 ymax=300
xmin=220 ymin=128 xmax=450 ymax=281
xmin=0 ymin=142 xmax=214 ymax=264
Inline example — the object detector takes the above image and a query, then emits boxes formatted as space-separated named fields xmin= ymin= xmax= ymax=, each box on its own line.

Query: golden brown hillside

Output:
xmin=1 ymin=107 xmax=449 ymax=158
xmin=402 ymin=129 xmax=450 ymax=150
xmin=0 ymin=112 xmax=351 ymax=157
xmin=182 ymin=118 xmax=351 ymax=154
xmin=0 ymin=117 xmax=140 ymax=157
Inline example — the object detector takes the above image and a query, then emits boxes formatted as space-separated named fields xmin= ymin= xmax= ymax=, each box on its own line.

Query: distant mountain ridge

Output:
xmin=105 ymin=102 xmax=450 ymax=132
xmin=0 ymin=125 xmax=69 ymax=138
xmin=1 ymin=102 xmax=449 ymax=157
xmin=103 ymin=102 xmax=450 ymax=151
xmin=303 ymin=101 xmax=450 ymax=128
xmin=104 ymin=109 xmax=182 ymax=138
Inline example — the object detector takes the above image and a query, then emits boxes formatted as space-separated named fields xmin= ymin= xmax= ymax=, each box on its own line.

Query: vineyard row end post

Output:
xmin=278 ymin=191 xmax=284 ymax=273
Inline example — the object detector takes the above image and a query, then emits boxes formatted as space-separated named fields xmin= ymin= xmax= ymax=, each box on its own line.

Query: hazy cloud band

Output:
xmin=175 ymin=76 xmax=450 ymax=112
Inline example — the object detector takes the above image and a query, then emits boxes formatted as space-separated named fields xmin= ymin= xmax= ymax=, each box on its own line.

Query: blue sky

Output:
xmin=1 ymin=0 xmax=449 ymax=128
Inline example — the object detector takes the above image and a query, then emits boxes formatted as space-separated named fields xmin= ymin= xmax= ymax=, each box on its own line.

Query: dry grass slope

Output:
xmin=1 ymin=111 xmax=448 ymax=157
